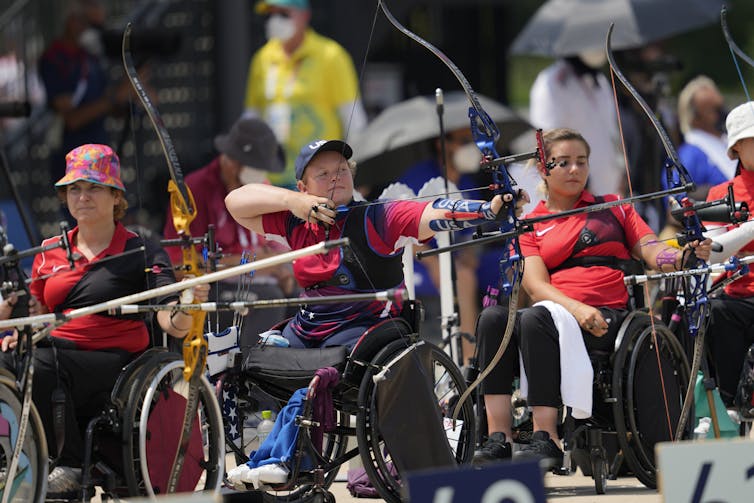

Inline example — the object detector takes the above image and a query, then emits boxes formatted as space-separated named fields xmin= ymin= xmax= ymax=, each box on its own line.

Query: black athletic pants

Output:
xmin=476 ymin=303 xmax=627 ymax=407
xmin=0 ymin=343 xmax=132 ymax=466
xmin=708 ymin=294 xmax=754 ymax=405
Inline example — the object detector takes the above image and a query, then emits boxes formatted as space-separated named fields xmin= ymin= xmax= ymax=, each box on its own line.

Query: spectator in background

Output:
xmin=38 ymin=0 xmax=133 ymax=183
xmin=398 ymin=126 xmax=484 ymax=360
xmin=243 ymin=0 xmax=367 ymax=188
xmin=529 ymin=53 xmax=623 ymax=197
xmin=673 ymin=76 xmax=736 ymax=194
xmin=162 ymin=117 xmax=294 ymax=345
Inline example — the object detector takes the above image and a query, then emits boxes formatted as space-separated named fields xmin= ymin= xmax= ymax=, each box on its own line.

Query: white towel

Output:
xmin=519 ymin=300 xmax=593 ymax=419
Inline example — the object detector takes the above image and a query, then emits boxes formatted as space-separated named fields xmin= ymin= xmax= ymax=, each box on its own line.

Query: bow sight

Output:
xmin=671 ymin=183 xmax=749 ymax=247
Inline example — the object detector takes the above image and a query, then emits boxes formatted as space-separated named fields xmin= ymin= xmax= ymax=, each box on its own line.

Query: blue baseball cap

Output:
xmin=294 ymin=139 xmax=353 ymax=180
xmin=255 ymin=0 xmax=309 ymax=14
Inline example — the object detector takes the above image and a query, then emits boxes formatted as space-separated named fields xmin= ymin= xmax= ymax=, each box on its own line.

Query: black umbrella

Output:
xmin=510 ymin=0 xmax=725 ymax=57
xmin=350 ymin=91 xmax=531 ymax=188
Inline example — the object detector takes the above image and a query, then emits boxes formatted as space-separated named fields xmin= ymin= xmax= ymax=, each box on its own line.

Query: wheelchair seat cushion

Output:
xmin=242 ymin=346 xmax=349 ymax=391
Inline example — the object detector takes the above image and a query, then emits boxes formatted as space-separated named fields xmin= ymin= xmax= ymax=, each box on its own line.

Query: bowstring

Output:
xmin=293 ymin=3 xmax=418 ymax=358
xmin=721 ymin=6 xmax=752 ymax=102
xmin=608 ymin=51 xmax=675 ymax=440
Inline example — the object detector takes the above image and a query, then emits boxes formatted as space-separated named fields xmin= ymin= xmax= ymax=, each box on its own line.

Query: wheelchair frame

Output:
xmin=217 ymin=314 xmax=476 ymax=503
xmin=77 ymin=348 xmax=225 ymax=501
xmin=0 ymin=370 xmax=47 ymax=503
xmin=563 ymin=310 xmax=690 ymax=493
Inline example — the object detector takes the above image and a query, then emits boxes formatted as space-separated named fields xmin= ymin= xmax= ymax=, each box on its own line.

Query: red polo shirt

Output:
xmin=31 ymin=223 xmax=177 ymax=352
xmin=707 ymin=169 xmax=754 ymax=298
xmin=520 ymin=191 xmax=653 ymax=308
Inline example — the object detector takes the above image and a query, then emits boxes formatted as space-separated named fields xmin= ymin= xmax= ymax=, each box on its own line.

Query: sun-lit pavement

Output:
xmin=324 ymin=471 xmax=661 ymax=502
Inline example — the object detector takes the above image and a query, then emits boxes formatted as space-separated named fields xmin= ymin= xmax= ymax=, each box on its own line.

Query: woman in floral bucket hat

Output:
xmin=703 ymin=102 xmax=754 ymax=417
xmin=0 ymin=144 xmax=210 ymax=498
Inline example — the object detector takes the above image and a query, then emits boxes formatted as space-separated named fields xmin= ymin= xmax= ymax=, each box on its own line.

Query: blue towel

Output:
xmin=246 ymin=388 xmax=306 ymax=468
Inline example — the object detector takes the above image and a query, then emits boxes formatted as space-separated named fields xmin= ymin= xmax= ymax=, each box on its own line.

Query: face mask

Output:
xmin=79 ymin=27 xmax=103 ymax=56
xmin=239 ymin=167 xmax=267 ymax=185
xmin=452 ymin=142 xmax=482 ymax=174
xmin=579 ymin=49 xmax=607 ymax=69
xmin=265 ymin=14 xmax=296 ymax=42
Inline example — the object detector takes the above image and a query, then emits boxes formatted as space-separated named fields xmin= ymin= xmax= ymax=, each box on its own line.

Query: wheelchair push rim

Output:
xmin=127 ymin=358 xmax=224 ymax=497
xmin=0 ymin=378 xmax=47 ymax=503
xmin=612 ymin=316 xmax=689 ymax=489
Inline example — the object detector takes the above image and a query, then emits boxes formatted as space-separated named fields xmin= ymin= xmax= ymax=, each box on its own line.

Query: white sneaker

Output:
xmin=227 ymin=464 xmax=251 ymax=486
xmin=256 ymin=463 xmax=289 ymax=484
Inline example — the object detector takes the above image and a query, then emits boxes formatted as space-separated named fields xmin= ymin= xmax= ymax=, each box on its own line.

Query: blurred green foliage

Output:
xmin=506 ymin=0 xmax=754 ymax=108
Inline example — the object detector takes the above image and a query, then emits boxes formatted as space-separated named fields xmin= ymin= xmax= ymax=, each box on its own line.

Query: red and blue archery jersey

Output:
xmin=262 ymin=200 xmax=429 ymax=341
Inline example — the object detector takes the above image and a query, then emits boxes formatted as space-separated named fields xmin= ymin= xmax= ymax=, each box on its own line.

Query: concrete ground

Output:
xmin=324 ymin=471 xmax=661 ymax=502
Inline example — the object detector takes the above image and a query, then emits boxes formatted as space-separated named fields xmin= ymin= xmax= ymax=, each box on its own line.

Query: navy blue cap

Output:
xmin=294 ymin=139 xmax=353 ymax=180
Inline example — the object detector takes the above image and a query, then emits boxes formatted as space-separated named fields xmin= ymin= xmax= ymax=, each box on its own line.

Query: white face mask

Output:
xmin=239 ymin=166 xmax=268 ymax=185
xmin=79 ymin=27 xmax=103 ymax=56
xmin=452 ymin=142 xmax=482 ymax=174
xmin=265 ymin=14 xmax=296 ymax=42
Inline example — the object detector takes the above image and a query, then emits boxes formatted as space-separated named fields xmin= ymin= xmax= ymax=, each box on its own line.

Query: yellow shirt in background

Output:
xmin=245 ymin=29 xmax=361 ymax=187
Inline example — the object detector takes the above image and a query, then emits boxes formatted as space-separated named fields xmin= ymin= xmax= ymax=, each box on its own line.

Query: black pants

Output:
xmin=476 ymin=304 xmax=519 ymax=395
xmin=708 ymin=295 xmax=754 ymax=405
xmin=476 ymin=303 xmax=627 ymax=406
xmin=0 ymin=343 xmax=132 ymax=466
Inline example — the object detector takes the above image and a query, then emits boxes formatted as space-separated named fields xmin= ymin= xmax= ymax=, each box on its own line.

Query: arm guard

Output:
xmin=428 ymin=197 xmax=497 ymax=231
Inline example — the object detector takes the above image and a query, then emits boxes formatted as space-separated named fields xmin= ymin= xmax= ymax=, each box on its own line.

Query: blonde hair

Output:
xmin=678 ymin=75 xmax=718 ymax=136
xmin=530 ymin=128 xmax=591 ymax=197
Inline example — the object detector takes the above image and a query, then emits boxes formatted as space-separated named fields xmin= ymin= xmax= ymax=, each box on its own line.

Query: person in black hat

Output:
xmin=163 ymin=117 xmax=287 ymax=272
xmin=226 ymin=138 xmax=526 ymax=349
xmin=162 ymin=117 xmax=293 ymax=345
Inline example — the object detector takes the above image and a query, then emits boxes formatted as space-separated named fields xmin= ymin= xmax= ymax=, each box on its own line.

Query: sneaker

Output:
xmin=47 ymin=466 xmax=82 ymax=498
xmin=513 ymin=431 xmax=564 ymax=469
xmin=472 ymin=432 xmax=512 ymax=465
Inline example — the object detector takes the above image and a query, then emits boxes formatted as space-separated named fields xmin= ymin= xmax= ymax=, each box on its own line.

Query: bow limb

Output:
xmin=721 ymin=6 xmax=754 ymax=102
xmin=121 ymin=24 xmax=207 ymax=385
xmin=375 ymin=1 xmax=526 ymax=422
xmin=122 ymin=24 xmax=209 ymax=490
xmin=607 ymin=24 xmax=706 ymax=441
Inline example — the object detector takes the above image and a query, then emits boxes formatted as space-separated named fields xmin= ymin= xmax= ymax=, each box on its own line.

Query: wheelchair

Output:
xmin=0 ymin=369 xmax=48 ymax=503
xmin=477 ymin=279 xmax=691 ymax=495
xmin=562 ymin=309 xmax=690 ymax=493
xmin=76 ymin=347 xmax=225 ymax=501
xmin=216 ymin=302 xmax=476 ymax=503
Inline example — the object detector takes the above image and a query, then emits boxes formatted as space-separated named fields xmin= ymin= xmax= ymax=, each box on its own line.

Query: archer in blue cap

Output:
xmin=226 ymin=136 xmax=519 ymax=350
xmin=294 ymin=139 xmax=353 ymax=181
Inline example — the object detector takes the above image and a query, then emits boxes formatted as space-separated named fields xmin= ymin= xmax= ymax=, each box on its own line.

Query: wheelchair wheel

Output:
xmin=0 ymin=378 xmax=47 ymax=503
xmin=612 ymin=315 xmax=689 ymax=489
xmin=120 ymin=356 xmax=224 ymax=497
xmin=356 ymin=339 xmax=475 ymax=503
xmin=591 ymin=454 xmax=607 ymax=495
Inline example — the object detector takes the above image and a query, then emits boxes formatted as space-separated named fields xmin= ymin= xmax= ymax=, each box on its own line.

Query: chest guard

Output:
xmin=316 ymin=204 xmax=405 ymax=291
xmin=549 ymin=196 xmax=637 ymax=275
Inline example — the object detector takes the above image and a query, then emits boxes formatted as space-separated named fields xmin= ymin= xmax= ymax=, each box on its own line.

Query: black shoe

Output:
xmin=513 ymin=431 xmax=564 ymax=469
xmin=472 ymin=432 xmax=512 ymax=465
